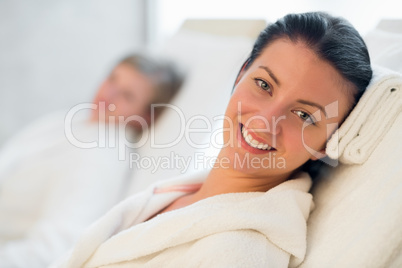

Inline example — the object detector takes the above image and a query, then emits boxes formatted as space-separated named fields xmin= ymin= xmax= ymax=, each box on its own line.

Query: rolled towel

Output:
xmin=326 ymin=65 xmax=402 ymax=164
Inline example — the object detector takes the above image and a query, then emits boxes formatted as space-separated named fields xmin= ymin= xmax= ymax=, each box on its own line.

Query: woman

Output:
xmin=54 ymin=12 xmax=372 ymax=267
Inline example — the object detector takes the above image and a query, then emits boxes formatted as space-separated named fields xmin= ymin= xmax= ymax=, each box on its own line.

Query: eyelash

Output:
xmin=254 ymin=78 xmax=272 ymax=96
xmin=293 ymin=110 xmax=317 ymax=125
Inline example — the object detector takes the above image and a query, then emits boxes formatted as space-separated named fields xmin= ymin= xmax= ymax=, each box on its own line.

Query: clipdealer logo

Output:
xmin=64 ymin=100 xmax=340 ymax=169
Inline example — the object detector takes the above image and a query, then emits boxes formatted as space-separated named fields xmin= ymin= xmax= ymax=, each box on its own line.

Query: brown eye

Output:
xmin=255 ymin=79 xmax=272 ymax=95
xmin=294 ymin=110 xmax=316 ymax=125
xmin=256 ymin=79 xmax=270 ymax=91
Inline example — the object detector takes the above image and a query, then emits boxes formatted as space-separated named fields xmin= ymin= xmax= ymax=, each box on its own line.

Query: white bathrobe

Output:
xmin=54 ymin=171 xmax=314 ymax=268
xmin=0 ymin=111 xmax=134 ymax=268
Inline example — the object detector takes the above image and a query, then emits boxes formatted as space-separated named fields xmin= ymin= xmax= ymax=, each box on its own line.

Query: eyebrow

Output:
xmin=297 ymin=99 xmax=328 ymax=117
xmin=258 ymin=66 xmax=281 ymax=86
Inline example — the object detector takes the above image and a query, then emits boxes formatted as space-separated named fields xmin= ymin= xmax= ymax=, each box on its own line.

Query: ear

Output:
xmin=309 ymin=148 xmax=327 ymax=161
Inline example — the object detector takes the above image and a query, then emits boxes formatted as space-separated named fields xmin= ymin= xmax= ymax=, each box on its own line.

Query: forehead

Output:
xmin=112 ymin=63 xmax=156 ymax=102
xmin=250 ymin=38 xmax=353 ymax=119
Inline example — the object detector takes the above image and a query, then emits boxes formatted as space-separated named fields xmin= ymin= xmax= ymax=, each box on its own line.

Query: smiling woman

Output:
xmin=53 ymin=12 xmax=372 ymax=268
xmin=223 ymin=39 xmax=353 ymax=184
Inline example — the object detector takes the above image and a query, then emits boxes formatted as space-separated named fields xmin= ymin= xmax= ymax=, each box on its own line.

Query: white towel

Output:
xmin=326 ymin=66 xmax=402 ymax=164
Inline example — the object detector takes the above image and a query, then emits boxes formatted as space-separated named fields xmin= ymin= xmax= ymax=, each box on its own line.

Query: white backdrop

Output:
xmin=0 ymin=0 xmax=146 ymax=147
xmin=152 ymin=0 xmax=401 ymax=48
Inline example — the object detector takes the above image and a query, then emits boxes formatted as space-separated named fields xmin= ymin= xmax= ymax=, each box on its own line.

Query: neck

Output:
xmin=189 ymin=153 xmax=293 ymax=203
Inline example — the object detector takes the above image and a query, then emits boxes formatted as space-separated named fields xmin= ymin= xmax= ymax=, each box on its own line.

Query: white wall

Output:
xmin=0 ymin=0 xmax=146 ymax=147
xmin=153 ymin=0 xmax=401 ymax=45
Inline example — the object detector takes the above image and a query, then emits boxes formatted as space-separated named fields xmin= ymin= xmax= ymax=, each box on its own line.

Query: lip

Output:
xmin=237 ymin=123 xmax=276 ymax=155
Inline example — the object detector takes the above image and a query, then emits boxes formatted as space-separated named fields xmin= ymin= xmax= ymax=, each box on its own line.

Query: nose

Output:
xmin=249 ymin=102 xmax=285 ymax=136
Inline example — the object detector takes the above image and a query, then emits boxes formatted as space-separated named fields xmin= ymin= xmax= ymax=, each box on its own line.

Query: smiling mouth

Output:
xmin=240 ymin=124 xmax=276 ymax=151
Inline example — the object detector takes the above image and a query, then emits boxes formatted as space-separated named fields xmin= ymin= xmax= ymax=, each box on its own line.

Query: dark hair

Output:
xmin=238 ymin=12 xmax=373 ymax=179
xmin=242 ymin=12 xmax=372 ymax=103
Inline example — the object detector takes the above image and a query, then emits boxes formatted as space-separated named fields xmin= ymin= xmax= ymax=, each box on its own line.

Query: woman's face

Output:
xmin=221 ymin=38 xmax=352 ymax=178
xmin=91 ymin=63 xmax=155 ymax=128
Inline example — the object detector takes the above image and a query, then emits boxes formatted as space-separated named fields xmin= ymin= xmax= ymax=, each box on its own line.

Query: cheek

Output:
xmin=118 ymin=104 xmax=137 ymax=118
xmin=284 ymin=127 xmax=306 ymax=151
xmin=105 ymin=100 xmax=129 ymax=118
xmin=94 ymin=83 xmax=107 ymax=101
xmin=300 ymin=127 xmax=329 ymax=152
xmin=282 ymin=120 xmax=327 ymax=153
xmin=281 ymin=129 xmax=318 ymax=167
xmin=98 ymin=81 xmax=118 ymax=104
xmin=222 ymin=101 xmax=241 ymax=146
xmin=225 ymin=86 xmax=255 ymax=118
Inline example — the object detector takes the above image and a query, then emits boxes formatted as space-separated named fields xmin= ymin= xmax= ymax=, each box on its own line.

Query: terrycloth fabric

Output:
xmin=53 ymin=171 xmax=314 ymax=268
xmin=0 ymin=111 xmax=134 ymax=268
xmin=326 ymin=65 xmax=402 ymax=164
xmin=300 ymin=113 xmax=402 ymax=268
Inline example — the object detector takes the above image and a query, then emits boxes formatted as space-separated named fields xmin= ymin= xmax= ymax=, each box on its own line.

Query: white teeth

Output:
xmin=250 ymin=139 xmax=259 ymax=146
xmin=241 ymin=125 xmax=273 ymax=150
